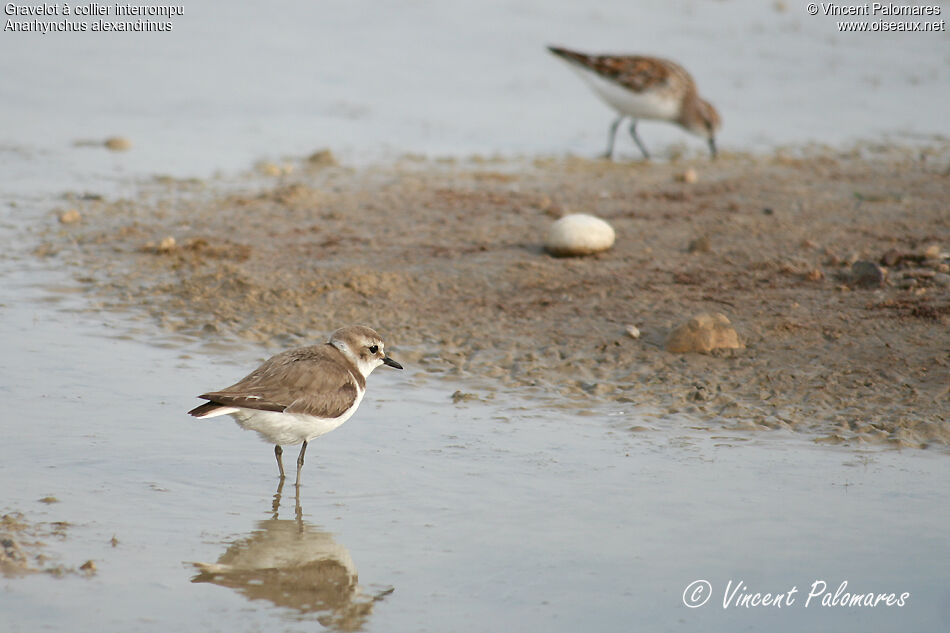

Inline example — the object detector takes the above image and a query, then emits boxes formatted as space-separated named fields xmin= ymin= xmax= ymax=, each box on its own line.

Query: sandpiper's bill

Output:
xmin=188 ymin=325 xmax=402 ymax=486
xmin=548 ymin=46 xmax=721 ymax=160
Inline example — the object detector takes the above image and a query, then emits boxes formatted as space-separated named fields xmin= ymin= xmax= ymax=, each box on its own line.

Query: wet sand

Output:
xmin=42 ymin=144 xmax=950 ymax=448
xmin=1 ymin=509 xmax=94 ymax=578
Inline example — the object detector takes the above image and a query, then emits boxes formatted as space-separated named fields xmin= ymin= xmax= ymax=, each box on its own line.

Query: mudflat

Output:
xmin=44 ymin=144 xmax=950 ymax=448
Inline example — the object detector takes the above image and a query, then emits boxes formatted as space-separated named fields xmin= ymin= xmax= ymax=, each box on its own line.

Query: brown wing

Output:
xmin=608 ymin=57 xmax=674 ymax=92
xmin=549 ymin=46 xmax=685 ymax=93
xmin=197 ymin=345 xmax=360 ymax=419
xmin=283 ymin=382 xmax=358 ymax=419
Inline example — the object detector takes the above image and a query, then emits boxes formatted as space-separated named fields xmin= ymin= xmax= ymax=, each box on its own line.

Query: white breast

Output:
xmin=570 ymin=65 xmax=681 ymax=121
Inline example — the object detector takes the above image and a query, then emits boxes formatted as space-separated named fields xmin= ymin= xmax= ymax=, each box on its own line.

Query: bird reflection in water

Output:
xmin=191 ymin=480 xmax=393 ymax=631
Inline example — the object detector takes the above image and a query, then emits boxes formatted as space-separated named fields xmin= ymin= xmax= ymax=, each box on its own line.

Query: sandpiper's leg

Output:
xmin=295 ymin=440 xmax=308 ymax=488
xmin=708 ymin=137 xmax=718 ymax=159
xmin=603 ymin=116 xmax=623 ymax=160
xmin=629 ymin=120 xmax=651 ymax=160
xmin=275 ymin=445 xmax=285 ymax=479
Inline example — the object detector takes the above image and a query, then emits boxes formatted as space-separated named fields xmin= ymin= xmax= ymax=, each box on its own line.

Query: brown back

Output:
xmin=199 ymin=344 xmax=363 ymax=419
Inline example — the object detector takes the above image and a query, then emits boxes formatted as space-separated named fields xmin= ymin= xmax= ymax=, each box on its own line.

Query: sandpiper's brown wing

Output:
xmin=548 ymin=46 xmax=687 ymax=93
xmin=195 ymin=345 xmax=361 ymax=419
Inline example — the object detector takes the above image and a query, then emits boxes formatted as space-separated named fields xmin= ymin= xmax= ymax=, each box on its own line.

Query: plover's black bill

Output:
xmin=382 ymin=356 xmax=403 ymax=369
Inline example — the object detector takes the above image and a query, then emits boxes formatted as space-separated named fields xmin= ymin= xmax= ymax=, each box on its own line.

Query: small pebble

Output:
xmin=851 ymin=260 xmax=885 ymax=288
xmin=880 ymin=249 xmax=902 ymax=267
xmin=58 ymin=209 xmax=81 ymax=224
xmin=79 ymin=560 xmax=97 ymax=574
xmin=687 ymin=236 xmax=711 ymax=253
xmin=307 ymin=149 xmax=338 ymax=167
xmin=625 ymin=325 xmax=641 ymax=339
xmin=104 ymin=137 xmax=131 ymax=151
xmin=157 ymin=236 xmax=177 ymax=252
xmin=675 ymin=168 xmax=698 ymax=184
xmin=256 ymin=161 xmax=290 ymax=177
xmin=824 ymin=253 xmax=843 ymax=267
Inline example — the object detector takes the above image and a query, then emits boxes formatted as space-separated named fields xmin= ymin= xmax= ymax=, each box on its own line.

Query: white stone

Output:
xmin=545 ymin=214 xmax=615 ymax=257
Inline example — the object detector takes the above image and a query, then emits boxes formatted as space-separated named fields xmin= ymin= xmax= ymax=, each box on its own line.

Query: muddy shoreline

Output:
xmin=39 ymin=144 xmax=950 ymax=448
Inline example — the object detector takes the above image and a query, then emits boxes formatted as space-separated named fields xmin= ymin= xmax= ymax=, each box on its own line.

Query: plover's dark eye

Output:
xmin=368 ymin=345 xmax=379 ymax=354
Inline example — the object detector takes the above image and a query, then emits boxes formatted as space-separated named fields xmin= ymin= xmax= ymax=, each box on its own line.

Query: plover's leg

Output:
xmin=603 ymin=116 xmax=623 ymax=159
xmin=628 ymin=120 xmax=651 ymax=160
xmin=295 ymin=440 xmax=308 ymax=487
xmin=708 ymin=137 xmax=718 ymax=159
xmin=275 ymin=445 xmax=285 ymax=479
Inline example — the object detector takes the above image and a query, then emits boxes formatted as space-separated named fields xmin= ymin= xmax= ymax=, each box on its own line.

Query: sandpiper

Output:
xmin=548 ymin=46 xmax=721 ymax=160
xmin=188 ymin=325 xmax=402 ymax=486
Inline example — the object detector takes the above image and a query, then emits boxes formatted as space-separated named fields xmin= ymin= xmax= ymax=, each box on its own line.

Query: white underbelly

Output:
xmin=572 ymin=66 xmax=680 ymax=121
xmin=229 ymin=389 xmax=365 ymax=445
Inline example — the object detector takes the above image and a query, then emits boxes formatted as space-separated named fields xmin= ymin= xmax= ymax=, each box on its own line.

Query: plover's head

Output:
xmin=329 ymin=325 xmax=403 ymax=377
xmin=679 ymin=97 xmax=721 ymax=158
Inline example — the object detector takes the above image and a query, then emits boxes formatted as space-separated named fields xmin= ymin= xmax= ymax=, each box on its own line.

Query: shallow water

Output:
xmin=2 ymin=222 xmax=950 ymax=632
xmin=2 ymin=2 xmax=950 ymax=630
